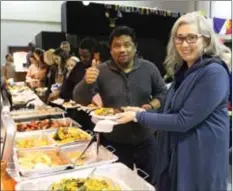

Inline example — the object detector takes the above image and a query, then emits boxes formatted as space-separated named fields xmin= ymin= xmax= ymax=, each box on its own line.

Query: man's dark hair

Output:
xmin=79 ymin=37 xmax=97 ymax=53
xmin=109 ymin=26 xmax=137 ymax=47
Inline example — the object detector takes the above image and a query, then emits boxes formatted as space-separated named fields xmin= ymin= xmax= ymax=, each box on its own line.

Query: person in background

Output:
xmin=116 ymin=12 xmax=230 ymax=191
xmin=26 ymin=48 xmax=47 ymax=88
xmin=92 ymin=41 xmax=111 ymax=66
xmin=73 ymin=26 xmax=167 ymax=186
xmin=78 ymin=37 xmax=97 ymax=66
xmin=46 ymin=48 xmax=70 ymax=102
xmin=60 ymin=41 xmax=75 ymax=57
xmin=59 ymin=38 xmax=97 ymax=101
xmin=2 ymin=53 xmax=15 ymax=81
xmin=65 ymin=56 xmax=79 ymax=80
xmin=59 ymin=56 xmax=80 ymax=101
xmin=26 ymin=42 xmax=35 ymax=67
xmin=91 ymin=42 xmax=111 ymax=107
xmin=26 ymin=55 xmax=46 ymax=88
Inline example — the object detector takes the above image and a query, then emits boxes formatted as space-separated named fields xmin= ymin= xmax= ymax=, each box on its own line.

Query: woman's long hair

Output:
xmin=164 ymin=12 xmax=230 ymax=76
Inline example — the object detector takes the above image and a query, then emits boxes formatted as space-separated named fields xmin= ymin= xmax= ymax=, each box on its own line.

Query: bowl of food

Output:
xmin=48 ymin=176 xmax=121 ymax=191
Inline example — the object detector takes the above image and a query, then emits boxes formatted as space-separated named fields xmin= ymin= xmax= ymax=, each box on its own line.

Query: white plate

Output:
xmin=62 ymin=104 xmax=80 ymax=109
xmin=90 ymin=111 xmax=121 ymax=120
xmin=77 ymin=105 xmax=100 ymax=113
xmin=51 ymin=98 xmax=64 ymax=105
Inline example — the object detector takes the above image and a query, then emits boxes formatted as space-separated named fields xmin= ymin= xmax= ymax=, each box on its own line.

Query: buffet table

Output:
xmin=0 ymin=82 xmax=155 ymax=191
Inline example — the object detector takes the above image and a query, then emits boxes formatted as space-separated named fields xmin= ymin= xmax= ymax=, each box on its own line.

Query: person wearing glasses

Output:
xmin=116 ymin=12 xmax=230 ymax=191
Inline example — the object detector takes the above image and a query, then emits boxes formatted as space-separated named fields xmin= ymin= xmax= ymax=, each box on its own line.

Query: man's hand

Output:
xmin=84 ymin=60 xmax=99 ymax=84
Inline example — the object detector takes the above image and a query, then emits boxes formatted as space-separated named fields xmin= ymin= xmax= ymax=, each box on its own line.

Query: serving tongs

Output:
xmin=73 ymin=133 xmax=100 ymax=167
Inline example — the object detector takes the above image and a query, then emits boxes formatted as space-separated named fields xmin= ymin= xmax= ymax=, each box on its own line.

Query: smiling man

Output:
xmin=73 ymin=26 xmax=167 ymax=186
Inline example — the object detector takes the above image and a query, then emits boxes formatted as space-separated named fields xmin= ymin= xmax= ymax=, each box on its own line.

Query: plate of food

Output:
xmin=62 ymin=100 xmax=80 ymax=109
xmin=90 ymin=108 xmax=124 ymax=120
xmin=50 ymin=98 xmax=65 ymax=105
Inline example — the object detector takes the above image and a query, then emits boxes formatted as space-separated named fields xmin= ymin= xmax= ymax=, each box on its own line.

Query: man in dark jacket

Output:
xmin=73 ymin=26 xmax=167 ymax=186
xmin=60 ymin=38 xmax=97 ymax=101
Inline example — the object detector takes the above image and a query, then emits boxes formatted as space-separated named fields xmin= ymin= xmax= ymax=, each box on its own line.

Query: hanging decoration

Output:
xmin=105 ymin=5 xmax=119 ymax=28
xmin=104 ymin=4 xmax=180 ymax=19
xmin=213 ymin=17 xmax=232 ymax=35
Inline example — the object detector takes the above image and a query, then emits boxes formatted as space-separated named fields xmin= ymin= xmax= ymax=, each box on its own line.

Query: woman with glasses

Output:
xmin=116 ymin=12 xmax=230 ymax=191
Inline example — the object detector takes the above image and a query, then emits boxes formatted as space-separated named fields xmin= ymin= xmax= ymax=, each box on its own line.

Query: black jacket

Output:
xmin=60 ymin=62 xmax=90 ymax=101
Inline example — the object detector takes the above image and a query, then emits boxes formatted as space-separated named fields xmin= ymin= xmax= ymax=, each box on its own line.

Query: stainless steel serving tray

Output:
xmin=60 ymin=142 xmax=118 ymax=169
xmin=47 ymin=127 xmax=92 ymax=147
xmin=11 ymin=107 xmax=65 ymax=121
xmin=13 ymin=147 xmax=73 ymax=178
xmin=15 ymin=117 xmax=82 ymax=133
xmin=14 ymin=131 xmax=57 ymax=150
xmin=15 ymin=163 xmax=155 ymax=191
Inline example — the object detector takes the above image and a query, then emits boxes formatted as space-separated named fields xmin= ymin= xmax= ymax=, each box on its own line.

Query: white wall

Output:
xmin=211 ymin=1 xmax=232 ymax=18
xmin=1 ymin=20 xmax=61 ymax=64
xmin=1 ymin=1 xmax=63 ymax=65
xmin=1 ymin=1 xmax=63 ymax=22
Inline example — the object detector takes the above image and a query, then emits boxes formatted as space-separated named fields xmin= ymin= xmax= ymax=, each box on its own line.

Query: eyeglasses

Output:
xmin=173 ymin=34 xmax=202 ymax=44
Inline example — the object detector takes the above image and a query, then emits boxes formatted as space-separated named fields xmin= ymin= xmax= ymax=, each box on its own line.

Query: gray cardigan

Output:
xmin=73 ymin=58 xmax=167 ymax=144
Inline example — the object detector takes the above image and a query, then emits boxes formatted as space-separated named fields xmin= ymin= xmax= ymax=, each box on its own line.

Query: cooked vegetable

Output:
xmin=49 ymin=177 xmax=121 ymax=191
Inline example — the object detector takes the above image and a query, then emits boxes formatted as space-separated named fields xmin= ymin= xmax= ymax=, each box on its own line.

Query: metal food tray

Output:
xmin=15 ymin=162 xmax=155 ymax=191
xmin=14 ymin=131 xmax=57 ymax=150
xmin=48 ymin=127 xmax=92 ymax=146
xmin=11 ymin=107 xmax=65 ymax=121
xmin=16 ymin=117 xmax=82 ymax=133
xmin=60 ymin=142 xmax=118 ymax=169
xmin=13 ymin=147 xmax=73 ymax=177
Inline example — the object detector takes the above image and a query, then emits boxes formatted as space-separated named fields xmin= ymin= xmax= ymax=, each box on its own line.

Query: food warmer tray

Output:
xmin=16 ymin=117 xmax=82 ymax=133
xmin=13 ymin=147 xmax=73 ymax=177
xmin=14 ymin=131 xmax=57 ymax=150
xmin=10 ymin=107 xmax=65 ymax=121
xmin=47 ymin=127 xmax=92 ymax=146
xmin=60 ymin=142 xmax=118 ymax=170
xmin=15 ymin=163 xmax=155 ymax=191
